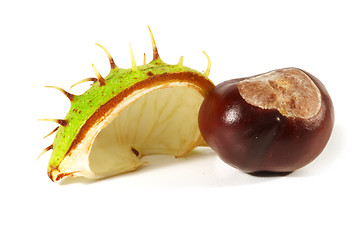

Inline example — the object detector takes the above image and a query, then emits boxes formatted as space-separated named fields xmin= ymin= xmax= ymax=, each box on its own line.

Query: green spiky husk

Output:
xmin=47 ymin=59 xmax=209 ymax=173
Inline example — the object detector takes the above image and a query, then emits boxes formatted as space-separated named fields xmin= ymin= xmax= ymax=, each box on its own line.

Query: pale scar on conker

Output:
xmin=237 ymin=68 xmax=321 ymax=119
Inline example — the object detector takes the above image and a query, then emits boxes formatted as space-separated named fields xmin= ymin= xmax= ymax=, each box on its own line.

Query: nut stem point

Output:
xmin=95 ymin=43 xmax=117 ymax=69
xmin=129 ymin=43 xmax=138 ymax=71
xmin=37 ymin=145 xmax=53 ymax=160
xmin=44 ymin=86 xmax=75 ymax=101
xmin=92 ymin=64 xmax=105 ymax=86
xmin=44 ymin=126 xmax=59 ymax=139
xmin=202 ymin=51 xmax=211 ymax=77
xmin=147 ymin=26 xmax=160 ymax=61
xmin=69 ymin=78 xmax=96 ymax=90
xmin=177 ymin=56 xmax=184 ymax=67
xmin=38 ymin=118 xmax=68 ymax=127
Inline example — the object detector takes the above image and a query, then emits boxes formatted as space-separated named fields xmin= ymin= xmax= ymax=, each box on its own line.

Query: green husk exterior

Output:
xmin=47 ymin=59 xmax=205 ymax=172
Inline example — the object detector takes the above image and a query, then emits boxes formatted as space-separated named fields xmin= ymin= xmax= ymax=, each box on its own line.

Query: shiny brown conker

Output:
xmin=198 ymin=68 xmax=334 ymax=175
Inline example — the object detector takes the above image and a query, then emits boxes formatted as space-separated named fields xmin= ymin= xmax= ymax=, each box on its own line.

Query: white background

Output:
xmin=1 ymin=0 xmax=359 ymax=239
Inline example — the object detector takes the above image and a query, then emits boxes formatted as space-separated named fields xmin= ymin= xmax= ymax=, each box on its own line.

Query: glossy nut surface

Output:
xmin=198 ymin=68 xmax=334 ymax=175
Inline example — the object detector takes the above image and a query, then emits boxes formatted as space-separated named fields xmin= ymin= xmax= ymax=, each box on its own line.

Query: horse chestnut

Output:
xmin=199 ymin=68 xmax=334 ymax=175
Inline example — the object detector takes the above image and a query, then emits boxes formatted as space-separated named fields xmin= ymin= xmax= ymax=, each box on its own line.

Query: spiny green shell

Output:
xmin=47 ymin=58 xmax=208 ymax=173
xmin=41 ymin=27 xmax=214 ymax=182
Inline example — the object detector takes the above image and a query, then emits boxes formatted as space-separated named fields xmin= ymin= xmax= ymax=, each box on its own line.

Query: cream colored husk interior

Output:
xmin=57 ymin=84 xmax=204 ymax=179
